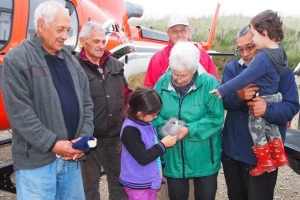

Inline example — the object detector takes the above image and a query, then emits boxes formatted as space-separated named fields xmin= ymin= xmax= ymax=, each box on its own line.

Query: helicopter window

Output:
xmin=0 ymin=0 xmax=12 ymax=50
xmin=27 ymin=0 xmax=79 ymax=51
xmin=102 ymin=20 xmax=115 ymax=35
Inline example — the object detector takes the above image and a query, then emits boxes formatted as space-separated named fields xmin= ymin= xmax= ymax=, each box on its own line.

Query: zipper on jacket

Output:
xmin=85 ymin=61 xmax=111 ymax=136
xmin=26 ymin=143 xmax=32 ymax=158
xmin=180 ymin=141 xmax=186 ymax=178
xmin=209 ymin=138 xmax=214 ymax=164
xmin=178 ymin=98 xmax=186 ymax=177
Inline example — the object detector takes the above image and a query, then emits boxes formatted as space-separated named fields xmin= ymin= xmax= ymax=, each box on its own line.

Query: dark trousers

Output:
xmin=81 ymin=136 xmax=128 ymax=200
xmin=221 ymin=151 xmax=278 ymax=200
xmin=167 ymin=173 xmax=218 ymax=200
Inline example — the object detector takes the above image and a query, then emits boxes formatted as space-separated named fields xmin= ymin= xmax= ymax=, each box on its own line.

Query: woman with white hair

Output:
xmin=153 ymin=41 xmax=224 ymax=200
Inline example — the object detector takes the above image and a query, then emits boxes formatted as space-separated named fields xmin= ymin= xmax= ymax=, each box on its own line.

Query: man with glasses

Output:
xmin=221 ymin=26 xmax=299 ymax=200
xmin=144 ymin=14 xmax=219 ymax=88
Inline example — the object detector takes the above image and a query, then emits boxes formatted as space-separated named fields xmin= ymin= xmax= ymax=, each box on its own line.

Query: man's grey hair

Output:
xmin=79 ymin=21 xmax=105 ymax=39
xmin=34 ymin=0 xmax=68 ymax=31
xmin=169 ymin=41 xmax=199 ymax=72
xmin=236 ymin=25 xmax=251 ymax=40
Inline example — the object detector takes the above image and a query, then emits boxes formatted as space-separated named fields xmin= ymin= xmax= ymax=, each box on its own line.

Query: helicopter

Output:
xmin=0 ymin=0 xmax=225 ymax=193
xmin=0 ymin=0 xmax=222 ymax=131
xmin=0 ymin=1 xmax=300 ymax=195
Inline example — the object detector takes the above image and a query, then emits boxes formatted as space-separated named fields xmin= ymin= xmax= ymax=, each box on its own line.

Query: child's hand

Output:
xmin=161 ymin=135 xmax=177 ymax=147
xmin=209 ymin=89 xmax=222 ymax=99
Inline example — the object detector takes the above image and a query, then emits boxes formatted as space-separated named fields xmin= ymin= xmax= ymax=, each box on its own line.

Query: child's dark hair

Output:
xmin=251 ymin=10 xmax=284 ymax=42
xmin=127 ymin=87 xmax=162 ymax=119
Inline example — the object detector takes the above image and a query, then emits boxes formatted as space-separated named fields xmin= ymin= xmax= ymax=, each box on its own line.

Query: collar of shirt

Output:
xmin=128 ymin=117 xmax=151 ymax=126
xmin=42 ymin=47 xmax=64 ymax=59
xmin=238 ymin=58 xmax=247 ymax=66
xmin=80 ymin=48 xmax=112 ymax=68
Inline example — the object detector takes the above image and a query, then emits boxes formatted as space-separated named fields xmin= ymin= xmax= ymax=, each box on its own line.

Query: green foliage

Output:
xmin=130 ymin=15 xmax=300 ymax=76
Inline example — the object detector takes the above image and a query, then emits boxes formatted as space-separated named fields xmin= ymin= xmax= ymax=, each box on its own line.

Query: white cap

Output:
xmin=167 ymin=15 xmax=189 ymax=28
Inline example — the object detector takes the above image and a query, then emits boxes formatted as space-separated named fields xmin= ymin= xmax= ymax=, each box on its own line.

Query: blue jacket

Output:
xmin=219 ymin=47 xmax=287 ymax=97
xmin=222 ymin=58 xmax=299 ymax=165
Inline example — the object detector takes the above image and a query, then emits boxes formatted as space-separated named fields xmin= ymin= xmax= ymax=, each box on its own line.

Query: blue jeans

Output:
xmin=16 ymin=158 xmax=85 ymax=200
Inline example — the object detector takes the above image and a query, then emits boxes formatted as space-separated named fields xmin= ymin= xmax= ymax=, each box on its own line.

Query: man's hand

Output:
xmin=52 ymin=140 xmax=84 ymax=161
xmin=247 ymin=96 xmax=267 ymax=117
xmin=237 ymin=83 xmax=259 ymax=101
xmin=177 ymin=127 xmax=189 ymax=141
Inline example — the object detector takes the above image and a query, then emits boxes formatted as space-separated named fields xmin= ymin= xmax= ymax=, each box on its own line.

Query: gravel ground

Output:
xmin=99 ymin=165 xmax=300 ymax=200
xmin=0 ymin=130 xmax=300 ymax=200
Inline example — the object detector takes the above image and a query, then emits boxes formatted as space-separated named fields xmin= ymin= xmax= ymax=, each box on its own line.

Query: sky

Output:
xmin=127 ymin=0 xmax=300 ymax=19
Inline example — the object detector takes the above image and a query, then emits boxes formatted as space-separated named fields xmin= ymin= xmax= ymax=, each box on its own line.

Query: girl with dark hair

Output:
xmin=119 ymin=87 xmax=177 ymax=200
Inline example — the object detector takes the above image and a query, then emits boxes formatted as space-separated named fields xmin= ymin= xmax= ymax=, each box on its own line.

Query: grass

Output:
xmin=129 ymin=15 xmax=300 ymax=75
xmin=128 ymin=73 xmax=145 ymax=90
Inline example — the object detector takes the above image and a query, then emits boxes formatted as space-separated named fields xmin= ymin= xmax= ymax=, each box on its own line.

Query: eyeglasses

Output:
xmin=170 ymin=28 xmax=188 ymax=35
xmin=236 ymin=44 xmax=256 ymax=54
xmin=171 ymin=72 xmax=190 ymax=80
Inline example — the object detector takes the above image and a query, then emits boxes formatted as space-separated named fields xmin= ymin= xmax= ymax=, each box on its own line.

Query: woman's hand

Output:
xmin=177 ymin=127 xmax=189 ymax=141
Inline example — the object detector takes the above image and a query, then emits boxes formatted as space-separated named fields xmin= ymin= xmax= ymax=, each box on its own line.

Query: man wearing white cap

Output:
xmin=144 ymin=14 xmax=219 ymax=88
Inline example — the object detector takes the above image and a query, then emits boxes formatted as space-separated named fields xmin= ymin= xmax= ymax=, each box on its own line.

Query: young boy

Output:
xmin=210 ymin=10 xmax=289 ymax=176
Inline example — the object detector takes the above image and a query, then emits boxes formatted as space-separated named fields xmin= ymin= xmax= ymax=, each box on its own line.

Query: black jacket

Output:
xmin=75 ymin=54 xmax=129 ymax=138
